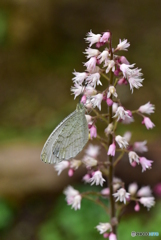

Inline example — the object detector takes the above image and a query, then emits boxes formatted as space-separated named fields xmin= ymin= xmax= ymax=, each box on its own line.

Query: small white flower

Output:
xmin=128 ymin=75 xmax=144 ymax=93
xmin=86 ymin=73 xmax=102 ymax=88
xmin=71 ymin=84 xmax=84 ymax=99
xmin=72 ymin=71 xmax=87 ymax=84
xmin=84 ymin=85 xmax=97 ymax=96
xmin=105 ymin=60 xmax=115 ymax=73
xmin=137 ymin=186 xmax=152 ymax=197
xmin=123 ymin=131 xmax=132 ymax=142
xmin=54 ymin=161 xmax=69 ymax=175
xmin=128 ymin=183 xmax=138 ymax=195
xmin=113 ymin=188 xmax=130 ymax=204
xmin=70 ymin=159 xmax=82 ymax=170
xmin=128 ymin=151 xmax=140 ymax=165
xmin=113 ymin=177 xmax=122 ymax=191
xmin=133 ymin=141 xmax=148 ymax=153
xmin=91 ymin=93 xmax=103 ymax=110
xmin=85 ymin=114 xmax=93 ymax=124
xmin=142 ymin=117 xmax=155 ymax=130
xmin=120 ymin=63 xmax=135 ymax=78
xmin=115 ymin=135 xmax=129 ymax=149
xmin=139 ymin=102 xmax=155 ymax=115
xmin=139 ymin=157 xmax=153 ymax=172
xmin=98 ymin=50 xmax=109 ymax=63
xmin=113 ymin=106 xmax=131 ymax=121
xmin=96 ymin=222 xmax=112 ymax=234
xmin=85 ymin=30 xmax=101 ymax=47
xmin=85 ymin=144 xmax=100 ymax=158
xmin=107 ymin=86 xmax=118 ymax=98
xmin=84 ymin=57 xmax=97 ymax=72
xmin=121 ymin=115 xmax=134 ymax=124
xmin=112 ymin=103 xmax=118 ymax=113
xmin=104 ymin=123 xmax=114 ymax=136
xmin=139 ymin=197 xmax=155 ymax=210
xmin=116 ymin=39 xmax=130 ymax=51
xmin=90 ymin=170 xmax=105 ymax=186
xmin=82 ymin=156 xmax=98 ymax=168
xmin=84 ymin=48 xmax=100 ymax=58
xmin=63 ymin=186 xmax=82 ymax=210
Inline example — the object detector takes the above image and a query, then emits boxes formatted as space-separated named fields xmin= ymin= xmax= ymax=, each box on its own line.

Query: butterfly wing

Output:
xmin=41 ymin=104 xmax=89 ymax=164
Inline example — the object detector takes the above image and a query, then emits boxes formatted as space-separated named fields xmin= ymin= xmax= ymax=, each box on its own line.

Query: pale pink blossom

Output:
xmin=82 ymin=156 xmax=97 ymax=168
xmin=142 ymin=117 xmax=155 ymax=129
xmin=107 ymin=86 xmax=118 ymax=98
xmin=54 ymin=161 xmax=69 ymax=175
xmin=90 ymin=170 xmax=105 ymax=186
xmin=120 ymin=56 xmax=129 ymax=64
xmin=96 ymin=222 xmax=112 ymax=234
xmin=104 ymin=123 xmax=113 ymax=136
xmin=139 ymin=197 xmax=155 ymax=210
xmin=116 ymin=39 xmax=130 ymax=51
xmin=123 ymin=131 xmax=132 ymax=142
xmin=113 ymin=106 xmax=131 ymax=121
xmin=84 ymin=57 xmax=97 ymax=72
xmin=128 ymin=75 xmax=144 ymax=93
xmin=85 ymin=30 xmax=101 ymax=47
xmin=139 ymin=102 xmax=155 ymax=115
xmin=120 ymin=63 xmax=135 ymax=78
xmin=115 ymin=135 xmax=129 ymax=149
xmin=97 ymin=50 xmax=109 ymax=63
xmin=105 ymin=60 xmax=115 ymax=73
xmin=128 ymin=151 xmax=140 ymax=165
xmin=112 ymin=103 xmax=118 ymax=113
xmin=86 ymin=73 xmax=102 ymax=87
xmin=71 ymin=84 xmax=84 ymax=99
xmin=139 ymin=157 xmax=153 ymax=172
xmin=113 ymin=188 xmax=130 ymax=204
xmin=72 ymin=71 xmax=87 ymax=84
xmin=89 ymin=125 xmax=97 ymax=139
xmin=84 ymin=85 xmax=97 ymax=96
xmin=85 ymin=98 xmax=93 ymax=109
xmin=137 ymin=186 xmax=152 ymax=197
xmin=84 ymin=48 xmax=100 ymax=58
xmin=108 ymin=143 xmax=116 ymax=156
xmin=100 ymin=31 xmax=110 ymax=43
xmin=82 ymin=174 xmax=91 ymax=183
xmin=63 ymin=186 xmax=82 ymax=210
xmin=109 ymin=233 xmax=117 ymax=240
xmin=113 ymin=177 xmax=122 ymax=191
xmin=70 ymin=159 xmax=82 ymax=170
xmin=101 ymin=188 xmax=110 ymax=196
xmin=85 ymin=114 xmax=93 ymax=124
xmin=85 ymin=144 xmax=100 ymax=158
xmin=128 ymin=183 xmax=138 ymax=195
xmin=133 ymin=141 xmax=148 ymax=153
xmin=91 ymin=93 xmax=103 ymax=110
xmin=122 ymin=115 xmax=134 ymax=124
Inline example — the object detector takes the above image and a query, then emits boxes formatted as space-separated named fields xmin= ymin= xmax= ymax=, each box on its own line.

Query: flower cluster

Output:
xmin=55 ymin=30 xmax=155 ymax=239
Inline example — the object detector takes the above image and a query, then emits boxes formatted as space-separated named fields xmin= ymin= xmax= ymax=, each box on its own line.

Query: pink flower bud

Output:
xmin=68 ymin=169 xmax=74 ymax=177
xmin=134 ymin=202 xmax=140 ymax=211
xmin=81 ymin=95 xmax=86 ymax=104
xmin=106 ymin=98 xmax=113 ymax=106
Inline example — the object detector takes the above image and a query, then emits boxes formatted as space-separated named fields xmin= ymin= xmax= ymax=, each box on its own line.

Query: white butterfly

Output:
xmin=40 ymin=103 xmax=89 ymax=164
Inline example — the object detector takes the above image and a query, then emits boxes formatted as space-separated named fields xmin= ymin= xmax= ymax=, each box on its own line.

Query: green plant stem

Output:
xmin=108 ymin=33 xmax=117 ymax=235
xmin=113 ymin=151 xmax=125 ymax=167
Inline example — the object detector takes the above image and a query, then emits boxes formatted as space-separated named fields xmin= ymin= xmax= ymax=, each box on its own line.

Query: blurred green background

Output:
xmin=0 ymin=0 xmax=161 ymax=239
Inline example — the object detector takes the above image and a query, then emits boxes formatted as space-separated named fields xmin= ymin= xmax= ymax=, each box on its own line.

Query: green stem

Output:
xmin=101 ymin=72 xmax=110 ymax=81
